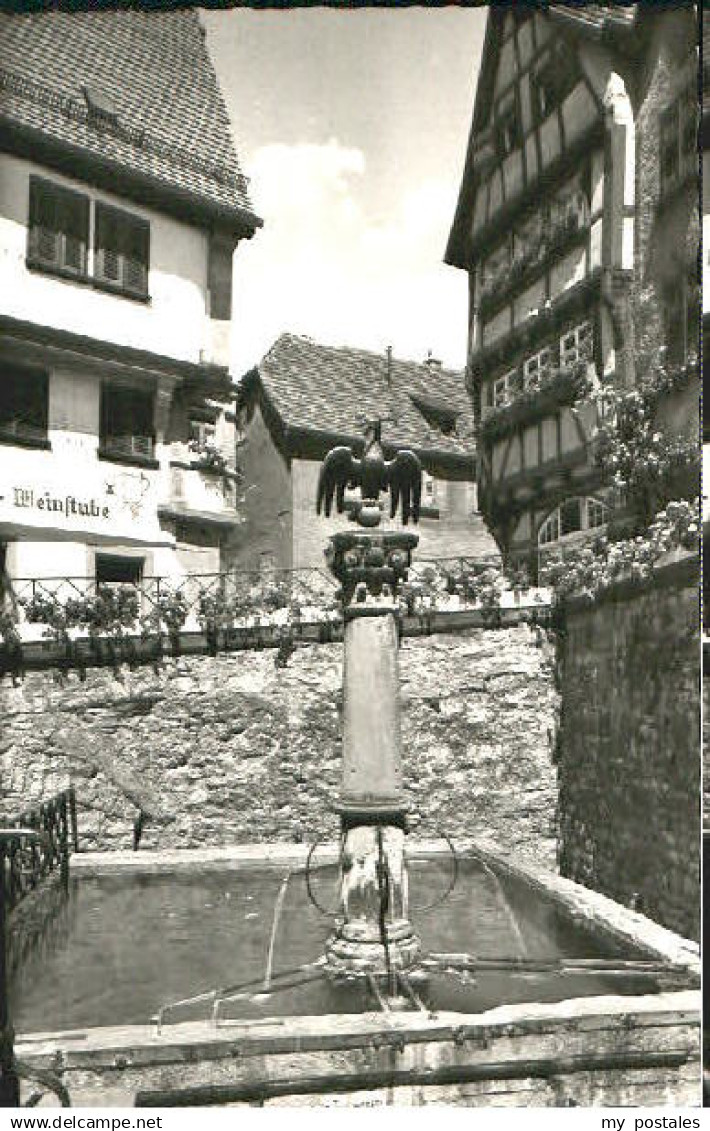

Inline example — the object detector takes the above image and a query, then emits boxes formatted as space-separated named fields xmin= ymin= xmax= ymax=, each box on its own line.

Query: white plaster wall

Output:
xmin=7 ymin=539 xmax=90 ymax=581
xmin=0 ymin=155 xmax=210 ymax=363
xmin=0 ymin=442 xmax=168 ymax=549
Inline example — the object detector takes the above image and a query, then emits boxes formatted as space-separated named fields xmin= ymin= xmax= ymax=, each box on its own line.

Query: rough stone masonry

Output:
xmin=0 ymin=625 xmax=559 ymax=869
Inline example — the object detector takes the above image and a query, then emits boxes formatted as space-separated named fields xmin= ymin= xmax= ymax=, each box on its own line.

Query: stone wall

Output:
xmin=0 ymin=624 xmax=559 ymax=868
xmin=703 ymin=655 xmax=709 ymax=835
xmin=555 ymin=562 xmax=699 ymax=941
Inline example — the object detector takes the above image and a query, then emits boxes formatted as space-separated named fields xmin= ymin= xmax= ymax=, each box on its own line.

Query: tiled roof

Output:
xmin=0 ymin=9 xmax=260 ymax=229
xmin=248 ymin=334 xmax=476 ymax=463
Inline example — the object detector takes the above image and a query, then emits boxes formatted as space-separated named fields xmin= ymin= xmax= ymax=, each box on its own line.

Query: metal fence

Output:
xmin=2 ymin=558 xmax=549 ymax=646
xmin=0 ymin=790 xmax=77 ymax=1107
xmin=1 ymin=788 xmax=77 ymax=913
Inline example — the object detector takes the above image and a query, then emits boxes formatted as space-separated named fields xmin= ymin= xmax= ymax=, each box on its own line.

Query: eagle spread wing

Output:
xmin=386 ymin=450 xmax=422 ymax=526
xmin=316 ymin=447 xmax=361 ymax=516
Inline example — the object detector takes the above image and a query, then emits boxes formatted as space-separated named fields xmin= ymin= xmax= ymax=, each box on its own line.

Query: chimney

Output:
xmin=385 ymin=345 xmax=393 ymax=386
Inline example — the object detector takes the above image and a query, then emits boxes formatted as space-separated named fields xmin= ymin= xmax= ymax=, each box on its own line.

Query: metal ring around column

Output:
xmin=407 ymin=829 xmax=459 ymax=913
xmin=304 ymin=838 xmax=343 ymax=918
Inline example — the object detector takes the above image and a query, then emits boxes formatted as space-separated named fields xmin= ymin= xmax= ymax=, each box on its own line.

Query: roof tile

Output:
xmin=252 ymin=334 xmax=476 ymax=461
xmin=0 ymin=9 xmax=259 ymax=226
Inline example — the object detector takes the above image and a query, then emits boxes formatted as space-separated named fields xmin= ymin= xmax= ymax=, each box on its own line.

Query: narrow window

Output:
xmin=27 ymin=178 xmax=89 ymax=278
xmin=94 ymin=203 xmax=150 ymax=298
xmin=523 ymin=346 xmax=552 ymax=388
xmin=495 ymin=90 xmax=521 ymax=159
xmin=493 ymin=369 xmax=519 ymax=407
xmin=100 ymin=385 xmax=155 ymax=462
xmin=559 ymin=321 xmax=592 ymax=367
xmin=421 ymin=471 xmax=439 ymax=510
xmin=0 ymin=362 xmax=49 ymax=446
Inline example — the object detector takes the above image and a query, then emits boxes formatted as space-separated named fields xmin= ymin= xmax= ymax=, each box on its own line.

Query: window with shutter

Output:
xmin=100 ymin=385 xmax=156 ymax=463
xmin=27 ymin=178 xmax=88 ymax=278
xmin=0 ymin=362 xmax=49 ymax=447
xmin=95 ymin=203 xmax=149 ymax=298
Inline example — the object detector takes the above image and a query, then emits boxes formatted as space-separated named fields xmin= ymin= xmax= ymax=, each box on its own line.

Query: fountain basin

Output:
xmin=11 ymin=841 xmax=700 ymax=1107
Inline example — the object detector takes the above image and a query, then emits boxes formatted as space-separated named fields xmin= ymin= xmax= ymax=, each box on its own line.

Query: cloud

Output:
xmin=231 ymin=140 xmax=468 ymax=376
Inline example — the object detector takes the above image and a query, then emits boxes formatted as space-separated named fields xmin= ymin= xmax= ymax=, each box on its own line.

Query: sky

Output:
xmin=201 ymin=7 xmax=487 ymax=377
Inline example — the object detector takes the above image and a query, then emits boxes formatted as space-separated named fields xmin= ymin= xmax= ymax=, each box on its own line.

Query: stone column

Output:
xmin=324 ymin=530 xmax=421 ymax=977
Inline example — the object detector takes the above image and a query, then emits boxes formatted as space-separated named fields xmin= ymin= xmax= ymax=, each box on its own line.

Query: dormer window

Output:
xmin=94 ymin=203 xmax=150 ymax=299
xmin=27 ymin=177 xmax=89 ymax=279
xmin=495 ymin=90 xmax=521 ymax=158
xmin=82 ymin=84 xmax=120 ymax=128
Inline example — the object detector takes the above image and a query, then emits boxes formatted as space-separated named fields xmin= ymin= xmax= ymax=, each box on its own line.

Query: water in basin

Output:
xmin=10 ymin=858 xmax=678 ymax=1034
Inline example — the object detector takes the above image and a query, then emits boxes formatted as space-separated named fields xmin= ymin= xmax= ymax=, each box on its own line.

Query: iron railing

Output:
xmin=1 ymin=788 xmax=77 ymax=914
xmin=0 ymin=559 xmax=551 ymax=646
xmin=9 ymin=567 xmax=340 ymax=629
xmin=1 ymin=790 xmax=77 ymax=1107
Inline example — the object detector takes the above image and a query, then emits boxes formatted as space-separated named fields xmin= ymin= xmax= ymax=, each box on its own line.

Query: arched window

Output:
xmin=538 ymin=496 xmax=609 ymax=548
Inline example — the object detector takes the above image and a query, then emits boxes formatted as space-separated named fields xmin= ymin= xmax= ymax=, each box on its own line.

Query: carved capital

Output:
xmin=327 ymin=530 xmax=418 ymax=615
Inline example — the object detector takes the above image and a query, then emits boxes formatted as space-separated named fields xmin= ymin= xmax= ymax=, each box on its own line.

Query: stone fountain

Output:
xmin=316 ymin=419 xmax=423 ymax=980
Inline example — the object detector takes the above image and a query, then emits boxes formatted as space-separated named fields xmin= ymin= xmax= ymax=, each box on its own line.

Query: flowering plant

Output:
xmin=188 ymin=439 xmax=229 ymax=477
xmin=480 ymin=356 xmax=594 ymax=444
xmin=540 ymin=498 xmax=699 ymax=601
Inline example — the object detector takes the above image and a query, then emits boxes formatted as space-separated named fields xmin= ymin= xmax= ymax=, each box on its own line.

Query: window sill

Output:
xmin=26 ymin=259 xmax=151 ymax=303
xmin=98 ymin=447 xmax=159 ymax=470
xmin=26 ymin=257 xmax=90 ymax=286
xmin=0 ymin=432 xmax=51 ymax=451
xmin=91 ymin=277 xmax=151 ymax=304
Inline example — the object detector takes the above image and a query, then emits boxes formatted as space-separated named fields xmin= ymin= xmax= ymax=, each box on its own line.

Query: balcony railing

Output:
xmin=0 ymin=558 xmax=553 ymax=647
xmin=0 ymin=421 xmax=49 ymax=447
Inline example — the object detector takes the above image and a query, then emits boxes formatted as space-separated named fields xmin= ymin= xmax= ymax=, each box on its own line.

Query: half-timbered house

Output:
xmin=446 ymin=4 xmax=698 ymax=576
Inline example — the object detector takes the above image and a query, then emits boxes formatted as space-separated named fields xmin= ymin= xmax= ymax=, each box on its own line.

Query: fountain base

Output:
xmin=325 ymin=918 xmax=422 ymax=977
xmin=324 ymin=823 xmax=421 ymax=978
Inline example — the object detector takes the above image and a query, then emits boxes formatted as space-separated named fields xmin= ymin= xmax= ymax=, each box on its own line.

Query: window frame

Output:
xmin=94 ymin=201 xmax=150 ymax=301
xmin=493 ymin=369 xmax=520 ymax=407
xmin=559 ymin=321 xmax=593 ymax=368
xmin=99 ymin=384 xmax=157 ymax=467
xmin=0 ymin=361 xmax=51 ymax=449
xmin=27 ymin=176 xmax=90 ymax=281
xmin=522 ymin=346 xmax=553 ymax=389
xmin=538 ymin=495 xmax=609 ymax=549
xmin=95 ymin=553 xmax=144 ymax=587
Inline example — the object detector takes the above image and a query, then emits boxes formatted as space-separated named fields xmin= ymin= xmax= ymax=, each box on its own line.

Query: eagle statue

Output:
xmin=316 ymin=419 xmax=422 ymax=527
